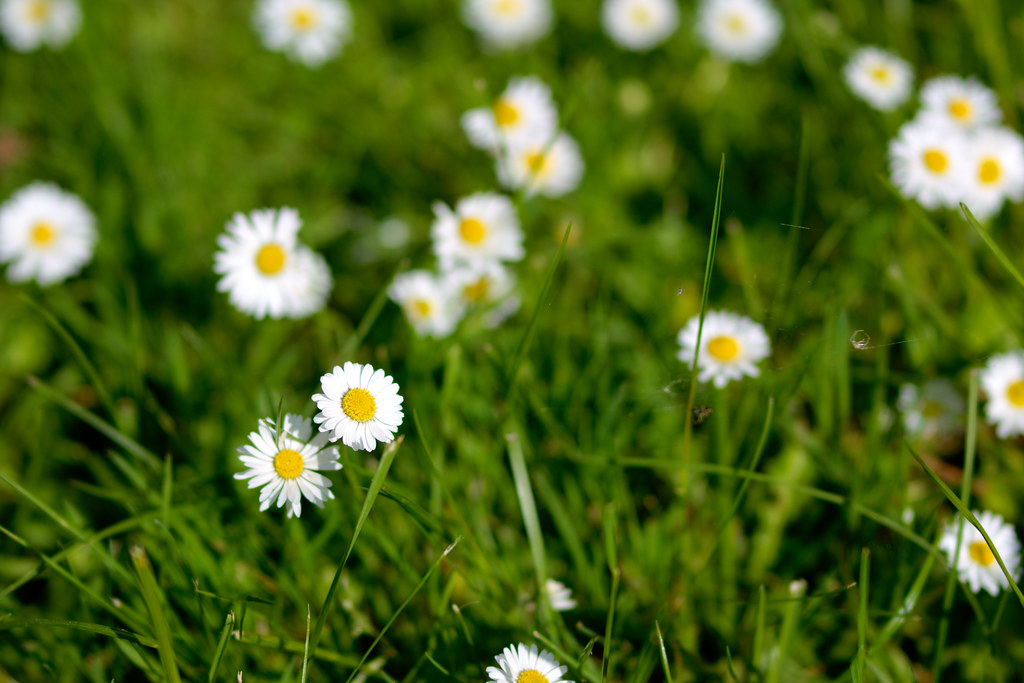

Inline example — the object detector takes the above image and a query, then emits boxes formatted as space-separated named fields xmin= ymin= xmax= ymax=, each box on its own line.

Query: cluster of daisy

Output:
xmin=677 ymin=310 xmax=772 ymax=388
xmin=888 ymin=75 xmax=1024 ymax=220
xmin=253 ymin=0 xmax=352 ymax=67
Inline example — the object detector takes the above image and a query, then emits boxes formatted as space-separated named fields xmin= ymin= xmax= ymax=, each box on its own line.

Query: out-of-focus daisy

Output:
xmin=677 ymin=310 xmax=771 ymax=388
xmin=213 ymin=207 xmax=332 ymax=320
xmin=0 ymin=182 xmax=96 ymax=286
xmin=601 ymin=0 xmax=679 ymax=52
xmin=695 ymin=0 xmax=782 ymax=64
xmin=545 ymin=579 xmax=576 ymax=611
xmin=486 ymin=643 xmax=572 ymax=683
xmin=897 ymin=378 xmax=964 ymax=443
xmin=253 ymin=0 xmax=352 ymax=67
xmin=888 ymin=114 xmax=969 ymax=210
xmin=234 ymin=414 xmax=342 ymax=518
xmin=0 ymin=0 xmax=80 ymax=51
xmin=497 ymin=132 xmax=584 ymax=198
xmin=920 ymin=75 xmax=1001 ymax=130
xmin=461 ymin=76 xmax=558 ymax=153
xmin=938 ymin=510 xmax=1021 ymax=596
xmin=445 ymin=261 xmax=520 ymax=328
xmin=960 ymin=126 xmax=1024 ymax=221
xmin=312 ymin=362 xmax=404 ymax=451
xmin=843 ymin=47 xmax=913 ymax=112
xmin=981 ymin=351 xmax=1024 ymax=438
xmin=388 ymin=269 xmax=465 ymax=338
xmin=432 ymin=193 xmax=524 ymax=268
xmin=462 ymin=0 xmax=552 ymax=50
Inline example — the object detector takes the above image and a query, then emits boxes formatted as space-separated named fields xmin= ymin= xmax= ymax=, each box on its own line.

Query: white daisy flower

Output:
xmin=444 ymin=260 xmax=520 ymax=328
xmin=888 ymin=113 xmax=970 ymax=210
xmin=695 ymin=0 xmax=782 ymax=64
xmin=233 ymin=413 xmax=342 ymax=518
xmin=462 ymin=0 xmax=552 ymax=50
xmin=545 ymin=579 xmax=577 ymax=611
xmin=960 ymin=126 xmax=1024 ymax=221
xmin=843 ymin=47 xmax=913 ymax=112
xmin=387 ymin=269 xmax=465 ymax=338
xmin=981 ymin=351 xmax=1024 ymax=438
xmin=0 ymin=0 xmax=80 ymax=52
xmin=461 ymin=76 xmax=559 ymax=154
xmin=486 ymin=643 xmax=572 ymax=683
xmin=677 ymin=310 xmax=771 ymax=388
xmin=938 ymin=510 xmax=1021 ymax=596
xmin=920 ymin=75 xmax=1001 ymax=130
xmin=213 ymin=207 xmax=333 ymax=320
xmin=497 ymin=132 xmax=585 ymax=198
xmin=312 ymin=362 xmax=404 ymax=452
xmin=897 ymin=378 xmax=964 ymax=442
xmin=253 ymin=0 xmax=352 ymax=67
xmin=432 ymin=192 xmax=524 ymax=269
xmin=0 ymin=182 xmax=96 ymax=286
xmin=601 ymin=0 xmax=679 ymax=52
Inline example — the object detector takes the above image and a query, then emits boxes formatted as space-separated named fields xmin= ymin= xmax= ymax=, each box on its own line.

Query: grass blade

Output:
xmin=208 ymin=611 xmax=234 ymax=683
xmin=601 ymin=505 xmax=621 ymax=683
xmin=130 ymin=545 xmax=182 ymax=683
xmin=960 ymin=203 xmax=1024 ymax=292
xmin=850 ymin=548 xmax=870 ymax=683
xmin=506 ymin=433 xmax=548 ymax=617
xmin=0 ymin=617 xmax=158 ymax=648
xmin=655 ymin=622 xmax=674 ymax=683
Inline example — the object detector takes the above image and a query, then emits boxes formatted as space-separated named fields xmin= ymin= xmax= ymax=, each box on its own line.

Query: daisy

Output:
xmin=888 ymin=113 xmax=970 ymax=210
xmin=388 ymin=269 xmax=465 ymax=337
xmin=695 ymin=0 xmax=782 ymax=64
xmin=981 ymin=351 xmax=1024 ymax=438
xmin=920 ymin=75 xmax=1001 ymax=130
xmin=938 ymin=510 xmax=1021 ymax=596
xmin=253 ymin=0 xmax=352 ymax=67
xmin=0 ymin=0 xmax=80 ymax=51
xmin=233 ymin=413 xmax=342 ymax=518
xmin=601 ymin=0 xmax=679 ymax=52
xmin=960 ymin=126 xmax=1024 ymax=221
xmin=462 ymin=0 xmax=552 ymax=50
xmin=545 ymin=579 xmax=576 ymax=611
xmin=432 ymin=192 xmax=524 ymax=268
xmin=461 ymin=76 xmax=558 ymax=153
xmin=444 ymin=260 xmax=520 ymax=328
xmin=677 ymin=310 xmax=771 ymax=388
xmin=843 ymin=47 xmax=914 ymax=112
xmin=497 ymin=132 xmax=585 ymax=198
xmin=486 ymin=643 xmax=572 ymax=683
xmin=0 ymin=182 xmax=96 ymax=286
xmin=897 ymin=378 xmax=964 ymax=442
xmin=312 ymin=362 xmax=404 ymax=451
xmin=213 ymin=207 xmax=332 ymax=320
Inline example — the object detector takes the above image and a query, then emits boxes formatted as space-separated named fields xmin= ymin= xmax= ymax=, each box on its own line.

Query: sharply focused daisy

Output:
xmin=843 ymin=47 xmax=913 ymax=112
xmin=938 ymin=510 xmax=1021 ymax=596
xmin=213 ymin=207 xmax=333 ymax=320
xmin=387 ymin=269 xmax=464 ymax=338
xmin=497 ymin=132 xmax=585 ymax=198
xmin=981 ymin=351 xmax=1024 ymax=438
xmin=960 ymin=126 xmax=1024 ymax=221
xmin=444 ymin=261 xmax=520 ymax=328
xmin=432 ymin=192 xmax=524 ymax=268
xmin=695 ymin=0 xmax=782 ymax=64
xmin=0 ymin=0 xmax=80 ymax=51
xmin=920 ymin=75 xmax=1001 ymax=130
xmin=897 ymin=378 xmax=964 ymax=443
xmin=888 ymin=114 xmax=969 ymax=210
xmin=0 ymin=182 xmax=96 ymax=286
xmin=313 ymin=362 xmax=404 ymax=451
xmin=462 ymin=0 xmax=552 ymax=49
xmin=601 ymin=0 xmax=679 ymax=52
xmin=461 ymin=76 xmax=558 ymax=153
xmin=545 ymin=579 xmax=577 ymax=611
xmin=677 ymin=310 xmax=770 ymax=388
xmin=234 ymin=414 xmax=342 ymax=518
xmin=486 ymin=643 xmax=572 ymax=683
xmin=253 ymin=0 xmax=352 ymax=67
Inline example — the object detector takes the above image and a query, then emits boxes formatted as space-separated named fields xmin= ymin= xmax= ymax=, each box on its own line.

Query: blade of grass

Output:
xmin=602 ymin=505 xmax=621 ymax=683
xmin=0 ymin=617 xmax=158 ymax=648
xmin=208 ymin=611 xmax=234 ymax=683
xmin=767 ymin=580 xmax=805 ymax=683
xmin=340 ymin=260 xmax=408 ymax=358
xmin=850 ymin=548 xmax=870 ymax=683
xmin=300 ymin=605 xmax=311 ymax=683
xmin=506 ymin=432 xmax=549 ymax=621
xmin=960 ymin=203 xmax=1024 ymax=292
xmin=871 ymin=551 xmax=937 ymax=653
xmin=772 ymin=113 xmax=811 ymax=325
xmin=655 ymin=622 xmax=674 ymax=683
xmin=752 ymin=584 xmax=767 ymax=675
xmin=130 ymin=545 xmax=182 ymax=683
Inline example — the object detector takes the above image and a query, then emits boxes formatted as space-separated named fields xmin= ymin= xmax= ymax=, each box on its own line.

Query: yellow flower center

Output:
xmin=290 ymin=6 xmax=318 ymax=31
xmin=922 ymin=149 xmax=948 ymax=175
xmin=949 ymin=98 xmax=972 ymax=121
xmin=30 ymin=221 xmax=57 ymax=247
xmin=273 ymin=449 xmax=304 ymax=480
xmin=493 ymin=98 xmax=520 ymax=127
xmin=495 ymin=0 xmax=522 ymax=16
xmin=342 ymin=387 xmax=377 ymax=422
xmin=256 ymin=244 xmax=287 ymax=275
xmin=459 ymin=217 xmax=488 ymax=245
xmin=411 ymin=298 xmax=433 ymax=317
xmin=1006 ymin=380 xmax=1024 ymax=407
xmin=724 ymin=13 xmax=747 ymax=35
xmin=870 ymin=66 xmax=891 ymax=84
xmin=516 ymin=671 xmax=549 ymax=683
xmin=526 ymin=151 xmax=549 ymax=177
xmin=969 ymin=540 xmax=996 ymax=567
xmin=630 ymin=5 xmax=653 ymax=25
xmin=707 ymin=335 xmax=740 ymax=361
xmin=463 ymin=277 xmax=490 ymax=302
xmin=978 ymin=158 xmax=1001 ymax=185
xmin=25 ymin=0 xmax=50 ymax=22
